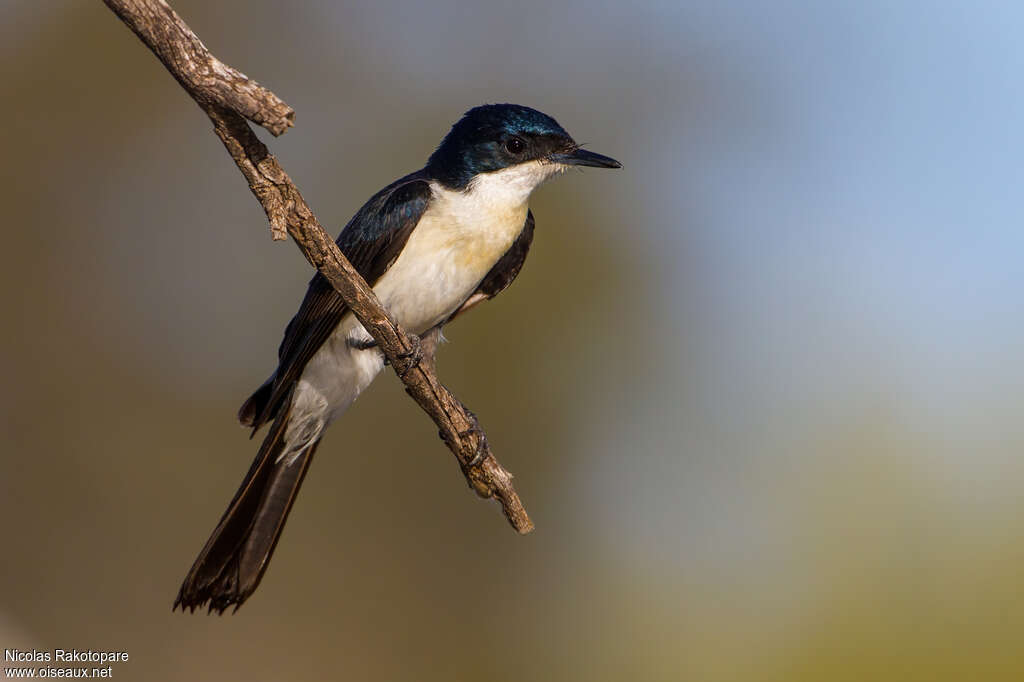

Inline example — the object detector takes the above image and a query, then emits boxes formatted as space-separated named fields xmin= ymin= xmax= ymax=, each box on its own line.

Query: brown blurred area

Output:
xmin=3 ymin=1 xmax=1024 ymax=680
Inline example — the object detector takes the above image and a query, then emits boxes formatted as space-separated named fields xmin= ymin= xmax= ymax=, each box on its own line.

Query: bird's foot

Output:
xmin=354 ymin=335 xmax=422 ymax=377
xmin=348 ymin=338 xmax=377 ymax=351
xmin=392 ymin=335 xmax=423 ymax=378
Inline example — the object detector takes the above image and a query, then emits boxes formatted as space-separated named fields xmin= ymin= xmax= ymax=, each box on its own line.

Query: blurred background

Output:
xmin=2 ymin=0 xmax=1023 ymax=679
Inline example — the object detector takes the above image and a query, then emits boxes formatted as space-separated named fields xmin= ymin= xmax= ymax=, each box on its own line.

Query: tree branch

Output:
xmin=104 ymin=0 xmax=294 ymax=139
xmin=103 ymin=0 xmax=534 ymax=534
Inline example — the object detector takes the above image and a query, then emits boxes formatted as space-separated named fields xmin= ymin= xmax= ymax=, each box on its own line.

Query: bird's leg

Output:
xmin=347 ymin=338 xmax=377 ymax=351
xmin=416 ymin=325 xmax=443 ymax=375
xmin=349 ymin=334 xmax=422 ymax=378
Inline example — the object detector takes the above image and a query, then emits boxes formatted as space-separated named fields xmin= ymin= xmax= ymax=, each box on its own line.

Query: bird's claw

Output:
xmin=392 ymin=335 xmax=422 ymax=378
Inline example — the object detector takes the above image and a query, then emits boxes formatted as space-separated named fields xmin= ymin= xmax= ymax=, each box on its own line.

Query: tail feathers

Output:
xmin=175 ymin=393 xmax=320 ymax=614
xmin=238 ymin=376 xmax=275 ymax=430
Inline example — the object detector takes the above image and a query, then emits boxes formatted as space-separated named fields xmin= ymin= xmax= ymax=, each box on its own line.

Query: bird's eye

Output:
xmin=505 ymin=136 xmax=526 ymax=155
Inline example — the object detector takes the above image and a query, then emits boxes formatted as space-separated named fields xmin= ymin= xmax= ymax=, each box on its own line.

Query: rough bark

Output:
xmin=103 ymin=0 xmax=533 ymax=533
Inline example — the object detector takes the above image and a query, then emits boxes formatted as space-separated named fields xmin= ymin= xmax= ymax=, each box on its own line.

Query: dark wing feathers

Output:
xmin=241 ymin=172 xmax=432 ymax=430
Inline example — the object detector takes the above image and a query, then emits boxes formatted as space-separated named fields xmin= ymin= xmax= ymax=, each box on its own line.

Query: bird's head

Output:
xmin=426 ymin=103 xmax=621 ymax=191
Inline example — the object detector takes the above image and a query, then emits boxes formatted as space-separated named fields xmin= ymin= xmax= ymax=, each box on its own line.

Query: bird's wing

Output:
xmin=240 ymin=171 xmax=433 ymax=430
xmin=447 ymin=209 xmax=536 ymax=322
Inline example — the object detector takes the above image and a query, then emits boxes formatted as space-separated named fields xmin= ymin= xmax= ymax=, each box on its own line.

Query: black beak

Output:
xmin=551 ymin=148 xmax=622 ymax=169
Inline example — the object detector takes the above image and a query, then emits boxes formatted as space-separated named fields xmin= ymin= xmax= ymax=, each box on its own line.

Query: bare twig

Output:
xmin=103 ymin=0 xmax=533 ymax=533
xmin=104 ymin=0 xmax=294 ymax=139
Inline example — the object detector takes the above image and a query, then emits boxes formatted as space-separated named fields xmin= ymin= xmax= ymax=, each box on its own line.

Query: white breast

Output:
xmin=370 ymin=160 xmax=562 ymax=334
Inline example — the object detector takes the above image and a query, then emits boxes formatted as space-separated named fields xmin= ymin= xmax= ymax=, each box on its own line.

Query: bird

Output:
xmin=173 ymin=103 xmax=621 ymax=613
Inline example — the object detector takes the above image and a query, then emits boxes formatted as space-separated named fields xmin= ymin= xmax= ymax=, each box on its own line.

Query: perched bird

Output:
xmin=174 ymin=103 xmax=621 ymax=613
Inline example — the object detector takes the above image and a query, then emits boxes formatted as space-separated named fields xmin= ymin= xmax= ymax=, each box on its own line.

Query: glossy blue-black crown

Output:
xmin=426 ymin=104 xmax=576 ymax=189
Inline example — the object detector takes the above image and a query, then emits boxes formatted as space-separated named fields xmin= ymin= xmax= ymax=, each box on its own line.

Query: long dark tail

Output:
xmin=174 ymin=392 xmax=320 ymax=614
